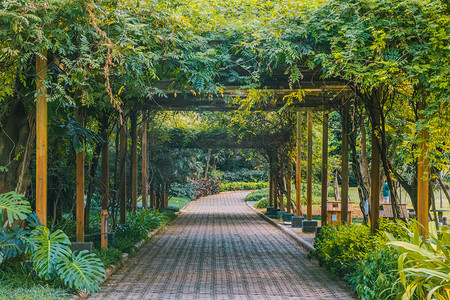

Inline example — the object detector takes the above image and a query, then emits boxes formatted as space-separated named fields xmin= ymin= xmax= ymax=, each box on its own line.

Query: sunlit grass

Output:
xmin=0 ymin=263 xmax=70 ymax=300
xmin=168 ymin=196 xmax=191 ymax=210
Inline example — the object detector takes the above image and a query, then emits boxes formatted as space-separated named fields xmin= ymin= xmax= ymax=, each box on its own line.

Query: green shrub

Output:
xmin=312 ymin=224 xmax=376 ymax=277
xmin=171 ymin=179 xmax=220 ymax=199
xmin=113 ymin=209 xmax=174 ymax=254
xmin=347 ymin=247 xmax=401 ymax=300
xmin=221 ymin=169 xmax=268 ymax=183
xmin=255 ymin=198 xmax=269 ymax=209
xmin=95 ymin=247 xmax=123 ymax=268
xmin=313 ymin=219 xmax=415 ymax=299
xmin=244 ymin=188 xmax=269 ymax=202
xmin=220 ymin=181 xmax=269 ymax=192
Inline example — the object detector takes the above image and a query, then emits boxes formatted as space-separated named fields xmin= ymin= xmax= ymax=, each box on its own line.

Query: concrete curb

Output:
xmin=246 ymin=202 xmax=315 ymax=253
xmin=103 ymin=228 xmax=160 ymax=282
xmin=73 ymin=209 xmax=182 ymax=299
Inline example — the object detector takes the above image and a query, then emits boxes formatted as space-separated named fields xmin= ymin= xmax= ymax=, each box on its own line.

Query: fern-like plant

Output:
xmin=0 ymin=191 xmax=32 ymax=226
xmin=57 ymin=250 xmax=105 ymax=293
xmin=31 ymin=226 xmax=71 ymax=280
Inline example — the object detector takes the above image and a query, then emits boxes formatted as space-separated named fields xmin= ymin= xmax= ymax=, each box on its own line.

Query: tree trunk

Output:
xmin=0 ymin=99 xmax=34 ymax=195
xmin=347 ymin=110 xmax=370 ymax=225
xmin=130 ymin=111 xmax=138 ymax=215
xmin=84 ymin=143 xmax=101 ymax=229
xmin=204 ymin=149 xmax=212 ymax=179
xmin=334 ymin=169 xmax=340 ymax=201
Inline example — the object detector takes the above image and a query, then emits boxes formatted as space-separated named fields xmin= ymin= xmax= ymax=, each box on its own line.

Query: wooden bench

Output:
xmin=432 ymin=209 xmax=450 ymax=222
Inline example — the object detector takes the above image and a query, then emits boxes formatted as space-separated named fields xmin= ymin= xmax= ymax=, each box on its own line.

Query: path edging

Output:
xmin=102 ymin=210 xmax=182 ymax=282
xmin=73 ymin=210 xmax=183 ymax=299
xmin=246 ymin=202 xmax=315 ymax=253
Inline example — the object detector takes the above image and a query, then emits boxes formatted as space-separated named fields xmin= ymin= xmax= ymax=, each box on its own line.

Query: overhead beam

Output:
xmin=145 ymin=92 xmax=343 ymax=112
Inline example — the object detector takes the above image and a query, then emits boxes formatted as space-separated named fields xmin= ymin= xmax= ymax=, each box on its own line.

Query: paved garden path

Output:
xmin=90 ymin=192 xmax=355 ymax=300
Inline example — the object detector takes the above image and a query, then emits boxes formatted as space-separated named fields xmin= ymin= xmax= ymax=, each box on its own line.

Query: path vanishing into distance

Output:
xmin=90 ymin=192 xmax=355 ymax=300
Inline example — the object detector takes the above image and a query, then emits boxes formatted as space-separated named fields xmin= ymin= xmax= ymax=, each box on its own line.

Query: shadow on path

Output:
xmin=90 ymin=192 xmax=355 ymax=300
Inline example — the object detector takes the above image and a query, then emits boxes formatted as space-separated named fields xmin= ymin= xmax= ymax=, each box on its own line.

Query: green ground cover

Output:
xmin=313 ymin=221 xmax=450 ymax=299
xmin=168 ymin=196 xmax=191 ymax=210
xmin=0 ymin=263 xmax=70 ymax=300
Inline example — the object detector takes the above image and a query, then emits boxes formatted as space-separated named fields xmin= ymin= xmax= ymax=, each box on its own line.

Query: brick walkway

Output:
xmin=90 ymin=192 xmax=355 ymax=300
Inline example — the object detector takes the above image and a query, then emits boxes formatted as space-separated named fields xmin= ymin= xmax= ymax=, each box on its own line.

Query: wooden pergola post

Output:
xmin=273 ymin=176 xmax=278 ymax=209
xmin=341 ymin=102 xmax=349 ymax=225
xmin=417 ymin=100 xmax=429 ymax=237
xmin=321 ymin=112 xmax=329 ymax=226
xmin=268 ymin=173 xmax=273 ymax=207
xmin=370 ymin=97 xmax=381 ymax=233
xmin=75 ymin=110 xmax=85 ymax=242
xmin=279 ymin=163 xmax=284 ymax=212
xmin=101 ymin=122 xmax=109 ymax=249
xmin=36 ymin=51 xmax=48 ymax=226
xmin=306 ymin=111 xmax=313 ymax=221
xmin=286 ymin=160 xmax=292 ymax=213
xmin=131 ymin=111 xmax=138 ymax=215
xmin=119 ymin=121 xmax=127 ymax=224
xmin=141 ymin=113 xmax=148 ymax=210
xmin=296 ymin=112 xmax=302 ymax=217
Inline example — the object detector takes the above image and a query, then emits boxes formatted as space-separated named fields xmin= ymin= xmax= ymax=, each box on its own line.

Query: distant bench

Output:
xmin=432 ymin=209 xmax=450 ymax=222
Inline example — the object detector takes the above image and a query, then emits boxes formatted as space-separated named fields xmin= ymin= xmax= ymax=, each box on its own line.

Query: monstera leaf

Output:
xmin=0 ymin=191 xmax=31 ymax=225
xmin=0 ymin=226 xmax=37 ymax=262
xmin=56 ymin=250 xmax=105 ymax=293
xmin=31 ymin=226 xmax=71 ymax=280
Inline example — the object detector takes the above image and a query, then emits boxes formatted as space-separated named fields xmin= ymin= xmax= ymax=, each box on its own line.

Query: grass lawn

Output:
xmin=168 ymin=196 xmax=191 ymax=210
xmin=0 ymin=263 xmax=70 ymax=300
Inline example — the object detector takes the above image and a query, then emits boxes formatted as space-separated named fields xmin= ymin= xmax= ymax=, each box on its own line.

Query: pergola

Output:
xmin=34 ymin=59 xmax=430 ymax=245
xmin=143 ymin=67 xmax=354 ymax=231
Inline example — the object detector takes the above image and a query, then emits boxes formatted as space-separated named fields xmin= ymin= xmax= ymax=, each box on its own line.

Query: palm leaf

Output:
xmin=31 ymin=226 xmax=71 ymax=280
xmin=0 ymin=191 xmax=31 ymax=224
xmin=56 ymin=250 xmax=105 ymax=293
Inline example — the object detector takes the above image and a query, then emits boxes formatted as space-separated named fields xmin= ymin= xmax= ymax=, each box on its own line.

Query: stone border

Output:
xmin=72 ymin=210 xmax=181 ymax=299
xmin=103 ymin=228 xmax=160 ymax=282
xmin=103 ymin=210 xmax=182 ymax=281
xmin=246 ymin=202 xmax=315 ymax=253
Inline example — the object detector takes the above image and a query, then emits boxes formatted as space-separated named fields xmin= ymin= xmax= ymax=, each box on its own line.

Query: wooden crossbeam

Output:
xmin=145 ymin=89 xmax=348 ymax=112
